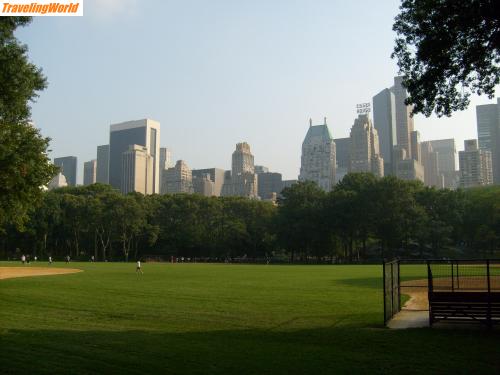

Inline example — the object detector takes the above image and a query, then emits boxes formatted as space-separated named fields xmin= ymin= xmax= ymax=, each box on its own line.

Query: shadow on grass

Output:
xmin=334 ymin=277 xmax=382 ymax=289
xmin=1 ymin=326 xmax=499 ymax=375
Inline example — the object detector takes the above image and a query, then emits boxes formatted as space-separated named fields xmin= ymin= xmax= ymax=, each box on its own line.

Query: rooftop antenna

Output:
xmin=309 ymin=118 xmax=312 ymax=127
xmin=324 ymin=117 xmax=327 ymax=125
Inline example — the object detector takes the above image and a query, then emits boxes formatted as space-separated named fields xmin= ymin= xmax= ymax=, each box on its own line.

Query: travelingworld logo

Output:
xmin=1 ymin=0 xmax=83 ymax=16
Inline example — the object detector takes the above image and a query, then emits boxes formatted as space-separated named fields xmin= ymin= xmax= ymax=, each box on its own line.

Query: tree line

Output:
xmin=1 ymin=173 xmax=499 ymax=262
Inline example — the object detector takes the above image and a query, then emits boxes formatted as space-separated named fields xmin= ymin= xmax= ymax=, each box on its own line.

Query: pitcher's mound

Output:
xmin=0 ymin=267 xmax=82 ymax=280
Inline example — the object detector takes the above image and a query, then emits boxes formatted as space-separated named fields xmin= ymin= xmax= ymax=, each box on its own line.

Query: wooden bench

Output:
xmin=429 ymin=291 xmax=500 ymax=326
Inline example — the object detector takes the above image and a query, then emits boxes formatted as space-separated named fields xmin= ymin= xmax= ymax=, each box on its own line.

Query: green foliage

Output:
xmin=0 ymin=262 xmax=499 ymax=374
xmin=0 ymin=17 xmax=55 ymax=230
xmin=392 ymin=0 xmax=500 ymax=117
xmin=1 ymin=176 xmax=499 ymax=261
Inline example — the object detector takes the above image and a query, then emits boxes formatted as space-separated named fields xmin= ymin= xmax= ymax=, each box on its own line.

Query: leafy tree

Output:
xmin=277 ymin=181 xmax=326 ymax=262
xmin=392 ymin=0 xmax=500 ymax=117
xmin=0 ymin=17 xmax=55 ymax=230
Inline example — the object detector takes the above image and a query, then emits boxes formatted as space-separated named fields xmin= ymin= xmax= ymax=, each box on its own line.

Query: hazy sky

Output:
xmin=17 ymin=0 xmax=500 ymax=183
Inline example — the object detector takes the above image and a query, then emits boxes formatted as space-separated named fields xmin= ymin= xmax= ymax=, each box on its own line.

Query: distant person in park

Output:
xmin=48 ymin=256 xmax=52 ymax=265
xmin=21 ymin=254 xmax=26 ymax=264
xmin=136 ymin=260 xmax=143 ymax=274
xmin=66 ymin=255 xmax=70 ymax=264
xmin=34 ymin=256 xmax=37 ymax=262
xmin=26 ymin=255 xmax=30 ymax=264
xmin=90 ymin=255 xmax=95 ymax=262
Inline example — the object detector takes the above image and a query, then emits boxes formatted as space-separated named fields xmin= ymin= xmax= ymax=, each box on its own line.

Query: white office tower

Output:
xmin=349 ymin=114 xmax=384 ymax=177
xmin=299 ymin=118 xmax=336 ymax=191
xmin=121 ymin=145 xmax=154 ymax=195
xmin=109 ymin=119 xmax=160 ymax=194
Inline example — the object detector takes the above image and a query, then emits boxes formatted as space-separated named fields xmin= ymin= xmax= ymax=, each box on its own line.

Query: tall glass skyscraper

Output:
xmin=373 ymin=88 xmax=396 ymax=174
xmin=476 ymin=98 xmax=500 ymax=183
xmin=109 ymin=119 xmax=160 ymax=194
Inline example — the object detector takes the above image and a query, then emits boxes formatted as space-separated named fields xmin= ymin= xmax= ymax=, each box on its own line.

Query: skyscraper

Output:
xmin=193 ymin=173 xmax=214 ymax=196
xmin=121 ymin=145 xmax=154 ymax=195
xmin=221 ymin=142 xmax=258 ymax=198
xmin=192 ymin=168 xmax=225 ymax=196
xmin=54 ymin=156 xmax=77 ymax=186
xmin=421 ymin=141 xmax=444 ymax=188
xmin=299 ymin=118 xmax=336 ymax=191
xmin=83 ymin=159 xmax=97 ymax=186
xmin=163 ymin=160 xmax=194 ymax=194
xmin=410 ymin=130 xmax=421 ymax=162
xmin=373 ymin=88 xmax=397 ymax=173
xmin=96 ymin=144 xmax=109 ymax=184
xmin=109 ymin=119 xmax=160 ymax=194
xmin=393 ymin=146 xmax=424 ymax=182
xmin=159 ymin=147 xmax=173 ymax=193
xmin=392 ymin=76 xmax=414 ymax=159
xmin=459 ymin=139 xmax=493 ymax=188
xmin=257 ymin=172 xmax=283 ymax=201
xmin=349 ymin=114 xmax=384 ymax=177
xmin=428 ymin=139 xmax=457 ymax=188
xmin=334 ymin=137 xmax=350 ymax=183
xmin=476 ymin=98 xmax=500 ymax=183
xmin=254 ymin=165 xmax=269 ymax=174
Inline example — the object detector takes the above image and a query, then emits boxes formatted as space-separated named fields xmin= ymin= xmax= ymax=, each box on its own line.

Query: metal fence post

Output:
xmin=383 ymin=260 xmax=386 ymax=325
xmin=451 ymin=261 xmax=454 ymax=292
xmin=486 ymin=259 xmax=491 ymax=327
xmin=397 ymin=260 xmax=401 ymax=313
xmin=427 ymin=260 xmax=433 ymax=325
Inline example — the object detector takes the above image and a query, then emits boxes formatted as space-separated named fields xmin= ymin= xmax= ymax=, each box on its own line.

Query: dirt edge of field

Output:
xmin=0 ymin=267 xmax=82 ymax=280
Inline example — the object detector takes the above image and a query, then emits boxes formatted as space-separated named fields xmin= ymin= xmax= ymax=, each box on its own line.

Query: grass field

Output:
xmin=0 ymin=262 xmax=499 ymax=374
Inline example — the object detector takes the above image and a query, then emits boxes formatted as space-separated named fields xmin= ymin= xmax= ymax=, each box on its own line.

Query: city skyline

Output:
xmin=18 ymin=0 xmax=500 ymax=183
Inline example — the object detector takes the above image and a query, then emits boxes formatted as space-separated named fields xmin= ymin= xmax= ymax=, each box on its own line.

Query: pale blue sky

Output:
xmin=17 ymin=0 xmax=499 ymax=183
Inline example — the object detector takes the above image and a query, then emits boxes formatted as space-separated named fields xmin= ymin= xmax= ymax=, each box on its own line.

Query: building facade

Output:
xmin=349 ymin=114 xmax=384 ymax=177
xmin=109 ymin=119 xmax=160 ymax=194
xmin=221 ymin=142 xmax=258 ymax=198
xmin=121 ymin=145 xmax=154 ymax=195
xmin=192 ymin=168 xmax=225 ymax=196
xmin=257 ymin=172 xmax=283 ymax=200
xmin=83 ymin=159 xmax=97 ymax=186
xmin=334 ymin=137 xmax=350 ymax=183
xmin=420 ymin=141 xmax=444 ymax=188
xmin=96 ymin=144 xmax=109 ymax=184
xmin=159 ymin=147 xmax=173 ymax=193
xmin=193 ymin=173 xmax=214 ymax=196
xmin=47 ymin=173 xmax=68 ymax=190
xmin=373 ymin=87 xmax=397 ymax=174
xmin=428 ymin=139 xmax=457 ymax=188
xmin=476 ymin=98 xmax=500 ymax=183
xmin=459 ymin=139 xmax=493 ymax=188
xmin=163 ymin=160 xmax=194 ymax=194
xmin=392 ymin=76 xmax=415 ymax=159
xmin=54 ymin=156 xmax=77 ymax=186
xmin=299 ymin=118 xmax=336 ymax=191
xmin=393 ymin=146 xmax=424 ymax=182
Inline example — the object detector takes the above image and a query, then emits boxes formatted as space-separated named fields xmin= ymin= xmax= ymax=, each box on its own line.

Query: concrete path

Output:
xmin=387 ymin=310 xmax=429 ymax=329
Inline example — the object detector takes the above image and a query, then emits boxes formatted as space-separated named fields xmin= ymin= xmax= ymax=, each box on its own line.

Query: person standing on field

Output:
xmin=48 ymin=256 xmax=52 ymax=265
xmin=136 ymin=260 xmax=143 ymax=274
xmin=21 ymin=254 xmax=26 ymax=264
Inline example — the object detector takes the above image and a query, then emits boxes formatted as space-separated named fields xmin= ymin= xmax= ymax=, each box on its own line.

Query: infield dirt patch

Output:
xmin=0 ymin=267 xmax=82 ymax=280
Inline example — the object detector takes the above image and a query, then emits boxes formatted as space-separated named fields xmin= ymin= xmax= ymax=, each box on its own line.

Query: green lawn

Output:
xmin=0 ymin=262 xmax=498 ymax=374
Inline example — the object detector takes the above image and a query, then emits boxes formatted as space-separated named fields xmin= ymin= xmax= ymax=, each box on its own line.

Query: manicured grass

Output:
xmin=0 ymin=262 xmax=498 ymax=374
